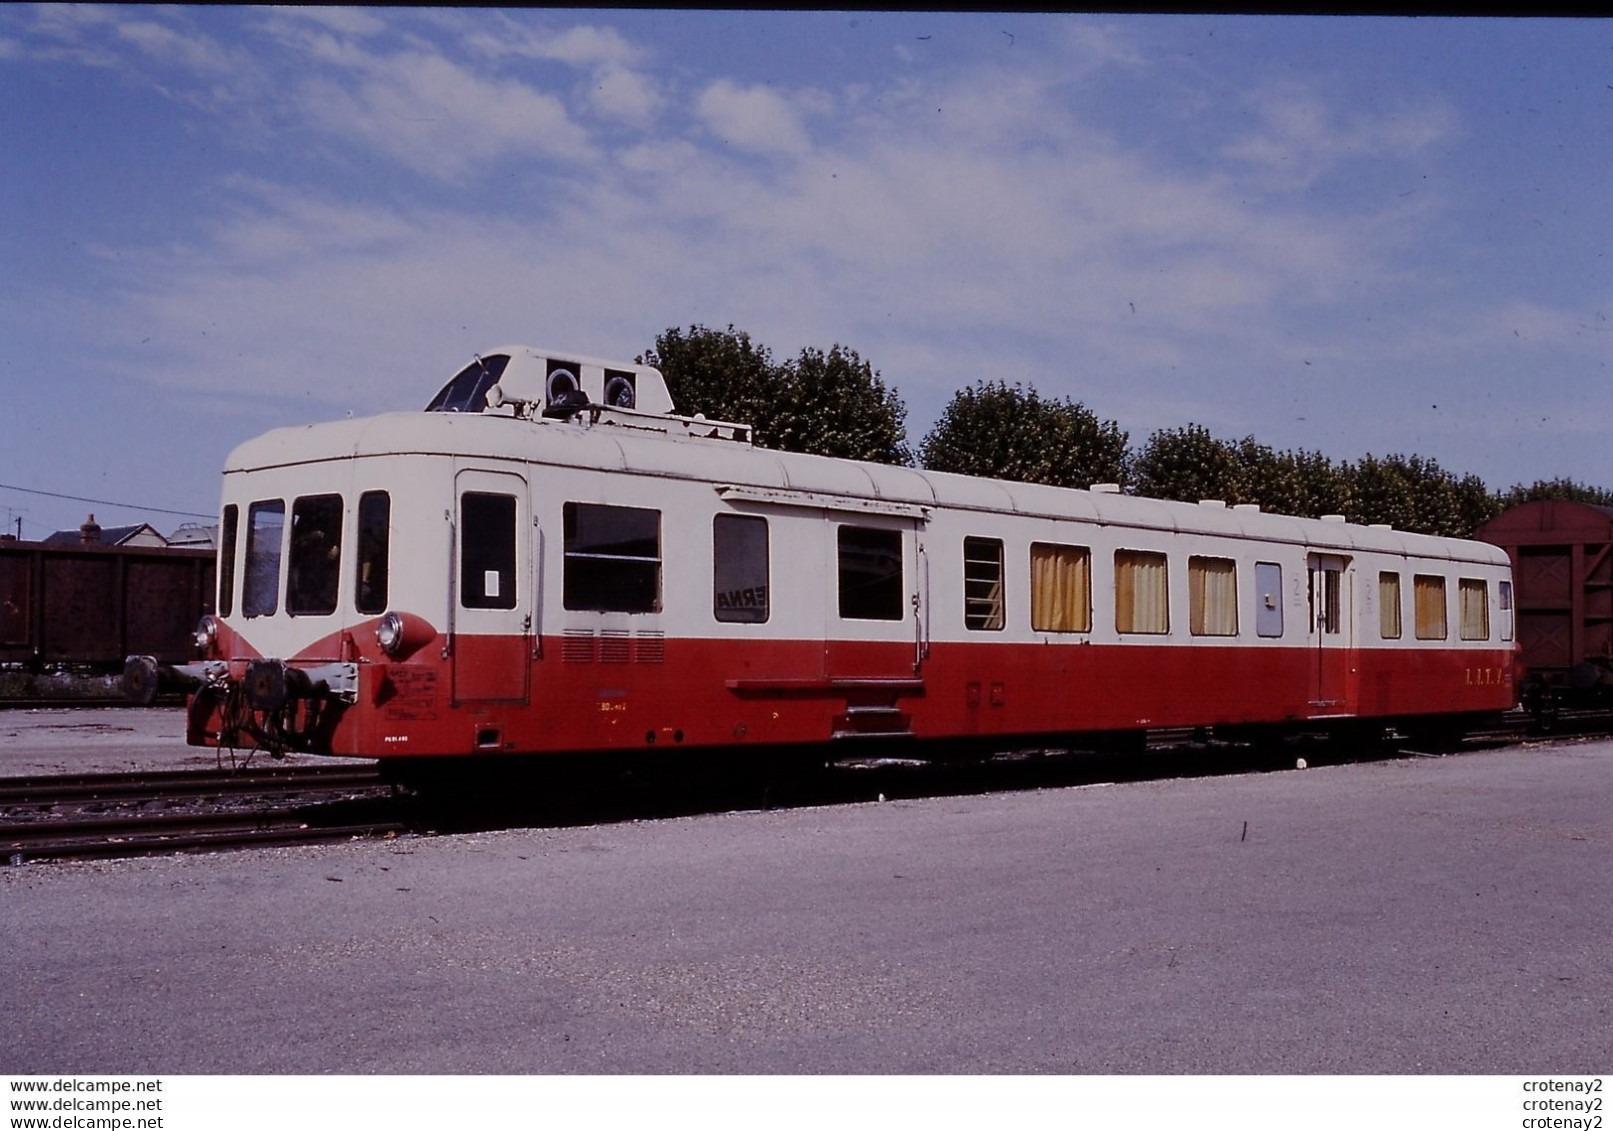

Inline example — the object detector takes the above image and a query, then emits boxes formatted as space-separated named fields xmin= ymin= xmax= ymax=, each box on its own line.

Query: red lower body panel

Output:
xmin=189 ymin=633 xmax=1517 ymax=760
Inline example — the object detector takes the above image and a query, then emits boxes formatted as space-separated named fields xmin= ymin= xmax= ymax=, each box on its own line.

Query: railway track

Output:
xmin=1 ymin=763 xmax=405 ymax=865
xmin=5 ymin=710 xmax=1609 ymax=866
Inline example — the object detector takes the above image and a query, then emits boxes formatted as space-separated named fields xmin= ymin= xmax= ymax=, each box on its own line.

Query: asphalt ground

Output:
xmin=2 ymin=722 xmax=1610 ymax=1075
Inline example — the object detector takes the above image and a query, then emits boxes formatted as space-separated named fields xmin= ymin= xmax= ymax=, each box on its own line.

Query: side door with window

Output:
xmin=825 ymin=518 xmax=925 ymax=681
xmin=1307 ymin=553 xmax=1354 ymax=711
xmin=452 ymin=468 xmax=532 ymax=703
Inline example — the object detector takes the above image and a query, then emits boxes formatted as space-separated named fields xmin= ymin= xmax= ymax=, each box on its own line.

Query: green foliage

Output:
xmin=1455 ymin=472 xmax=1504 ymax=538
xmin=642 ymin=324 xmax=1612 ymax=537
xmin=1497 ymin=478 xmax=1613 ymax=508
xmin=1130 ymin=425 xmax=1244 ymax=505
xmin=1130 ymin=429 xmax=1500 ymax=536
xmin=642 ymin=326 xmax=910 ymax=465
xmin=1245 ymin=442 xmax=1353 ymax=520
xmin=774 ymin=344 xmax=911 ymax=465
xmin=917 ymin=381 xmax=1128 ymax=489
xmin=639 ymin=324 xmax=775 ymax=428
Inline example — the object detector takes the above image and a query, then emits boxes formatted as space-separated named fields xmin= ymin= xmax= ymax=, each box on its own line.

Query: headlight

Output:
xmin=376 ymin=611 xmax=405 ymax=656
xmin=193 ymin=615 xmax=218 ymax=655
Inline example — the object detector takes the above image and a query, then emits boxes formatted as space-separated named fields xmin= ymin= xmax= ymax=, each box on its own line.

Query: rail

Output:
xmin=2 ymin=763 xmax=401 ymax=864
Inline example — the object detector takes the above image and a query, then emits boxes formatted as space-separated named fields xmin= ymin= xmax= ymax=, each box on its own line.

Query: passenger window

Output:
xmin=564 ymin=502 xmax=660 ymax=613
xmin=965 ymin=537 xmax=1006 ymax=631
xmin=1115 ymin=550 xmax=1169 ymax=634
xmin=1255 ymin=562 xmax=1284 ymax=638
xmin=287 ymin=494 xmax=343 ymax=616
xmin=462 ymin=493 xmax=517 ymax=610
xmin=1414 ymin=575 xmax=1447 ymax=640
xmin=714 ymin=514 xmax=768 ymax=623
xmin=1029 ymin=542 xmax=1090 ymax=633
xmin=1379 ymin=572 xmax=1402 ymax=639
xmin=1459 ymin=579 xmax=1490 ymax=640
xmin=218 ymin=505 xmax=238 ymax=617
xmin=837 ymin=525 xmax=903 ymax=621
xmin=356 ymin=491 xmax=390 ymax=615
xmin=1499 ymin=580 xmax=1514 ymax=642
xmin=242 ymin=500 xmax=285 ymax=618
xmin=1188 ymin=556 xmax=1238 ymax=636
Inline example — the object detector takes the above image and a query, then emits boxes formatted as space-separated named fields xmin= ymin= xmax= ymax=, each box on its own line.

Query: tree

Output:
xmin=1454 ymin=472 xmax=1503 ymax=538
xmin=1233 ymin=440 xmax=1352 ymax=520
xmin=641 ymin=326 xmax=910 ymax=464
xmin=1341 ymin=453 xmax=1493 ymax=537
xmin=772 ymin=344 xmax=910 ymax=465
xmin=1129 ymin=425 xmax=1243 ymax=504
xmin=639 ymin=324 xmax=775 ymax=427
xmin=918 ymin=380 xmax=1129 ymax=489
xmin=1497 ymin=477 xmax=1613 ymax=509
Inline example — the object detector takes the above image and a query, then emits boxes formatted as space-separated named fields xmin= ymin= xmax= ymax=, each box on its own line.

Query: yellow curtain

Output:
xmin=1459 ymin=579 xmax=1489 ymax=640
xmin=1030 ymin=543 xmax=1091 ymax=632
xmin=1189 ymin=557 xmax=1237 ymax=636
xmin=1116 ymin=550 xmax=1169 ymax=634
xmin=1379 ymin=572 xmax=1402 ymax=639
xmin=1414 ymin=575 xmax=1447 ymax=640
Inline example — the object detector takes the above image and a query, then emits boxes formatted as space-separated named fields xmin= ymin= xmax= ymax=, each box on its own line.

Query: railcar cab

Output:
xmin=424 ymin=347 xmax=677 ymax=418
xmin=136 ymin=346 xmax=752 ymax=757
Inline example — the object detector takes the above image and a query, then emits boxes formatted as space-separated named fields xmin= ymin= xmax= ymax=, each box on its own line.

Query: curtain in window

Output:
xmin=1030 ymin=543 xmax=1090 ymax=632
xmin=1189 ymin=557 xmax=1237 ymax=636
xmin=1458 ymin=579 xmax=1489 ymax=640
xmin=1379 ymin=572 xmax=1402 ymax=639
xmin=1414 ymin=575 xmax=1447 ymax=640
xmin=1116 ymin=550 xmax=1169 ymax=634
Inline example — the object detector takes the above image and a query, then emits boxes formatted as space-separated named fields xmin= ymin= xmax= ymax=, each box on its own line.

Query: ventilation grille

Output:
xmin=560 ymin=630 xmax=595 ymax=663
xmin=560 ymin=628 xmax=665 ymax=663
xmin=636 ymin=630 xmax=665 ymax=663
xmin=599 ymin=629 xmax=632 ymax=663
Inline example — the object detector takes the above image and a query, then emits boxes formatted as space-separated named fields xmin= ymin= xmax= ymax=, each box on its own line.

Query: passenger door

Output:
xmin=450 ymin=468 xmax=532 ymax=704
xmin=1307 ymin=553 xmax=1353 ymax=711
xmin=822 ymin=516 xmax=927 ymax=739
xmin=824 ymin=516 xmax=926 ymax=681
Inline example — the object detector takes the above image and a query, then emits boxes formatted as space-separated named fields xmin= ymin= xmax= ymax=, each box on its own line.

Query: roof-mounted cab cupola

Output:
xmin=425 ymin=345 xmax=754 ymax=442
xmin=425 ymin=347 xmax=675 ymax=418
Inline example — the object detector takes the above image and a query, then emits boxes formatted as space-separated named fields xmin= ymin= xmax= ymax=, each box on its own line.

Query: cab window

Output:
xmin=355 ymin=491 xmax=390 ymax=615
xmin=218 ymin=505 xmax=239 ymax=617
xmin=242 ymin=500 xmax=284 ymax=618
xmin=287 ymin=494 xmax=343 ymax=616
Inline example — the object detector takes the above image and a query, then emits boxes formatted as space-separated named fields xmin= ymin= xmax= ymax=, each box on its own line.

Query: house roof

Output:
xmin=44 ymin=521 xmax=167 ymax=547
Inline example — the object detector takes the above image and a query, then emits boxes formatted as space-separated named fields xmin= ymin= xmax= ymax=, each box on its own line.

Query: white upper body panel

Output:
xmin=225 ymin=407 xmax=1507 ymax=571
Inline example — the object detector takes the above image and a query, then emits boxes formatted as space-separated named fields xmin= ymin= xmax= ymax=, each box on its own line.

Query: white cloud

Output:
xmin=695 ymin=79 xmax=814 ymax=155
xmin=1224 ymin=83 xmax=1456 ymax=189
xmin=286 ymin=7 xmax=388 ymax=40
xmin=295 ymin=49 xmax=594 ymax=180
xmin=589 ymin=63 xmax=661 ymax=127
xmin=114 ymin=16 xmax=235 ymax=74
xmin=457 ymin=18 xmax=644 ymax=68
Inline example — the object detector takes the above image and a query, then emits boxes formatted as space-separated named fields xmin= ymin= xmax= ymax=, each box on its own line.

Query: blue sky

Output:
xmin=3 ymin=8 xmax=1610 ymax=539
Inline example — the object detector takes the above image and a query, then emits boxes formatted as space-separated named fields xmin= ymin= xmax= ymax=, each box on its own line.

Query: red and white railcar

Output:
xmin=145 ymin=346 xmax=1518 ymax=763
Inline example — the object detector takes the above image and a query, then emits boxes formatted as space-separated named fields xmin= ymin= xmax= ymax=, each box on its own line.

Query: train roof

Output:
xmin=226 ymin=402 xmax=1506 ymax=569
